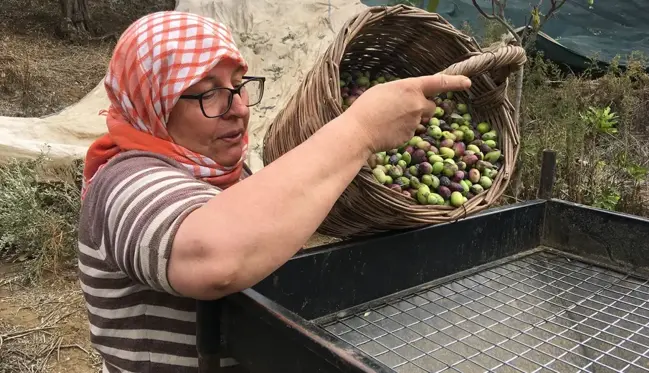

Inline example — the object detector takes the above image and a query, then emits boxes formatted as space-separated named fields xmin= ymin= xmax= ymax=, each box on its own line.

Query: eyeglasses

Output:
xmin=179 ymin=76 xmax=266 ymax=118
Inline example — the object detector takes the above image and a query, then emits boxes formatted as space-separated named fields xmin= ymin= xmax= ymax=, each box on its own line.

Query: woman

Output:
xmin=77 ymin=10 xmax=471 ymax=373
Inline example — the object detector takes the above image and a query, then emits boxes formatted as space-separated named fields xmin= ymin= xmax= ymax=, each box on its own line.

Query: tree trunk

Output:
xmin=58 ymin=0 xmax=92 ymax=39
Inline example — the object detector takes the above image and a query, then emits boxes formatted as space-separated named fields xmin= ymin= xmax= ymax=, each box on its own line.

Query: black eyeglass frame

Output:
xmin=179 ymin=76 xmax=266 ymax=118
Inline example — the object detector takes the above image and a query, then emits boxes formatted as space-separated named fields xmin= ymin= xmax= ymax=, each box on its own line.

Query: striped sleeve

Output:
xmin=82 ymin=152 xmax=221 ymax=295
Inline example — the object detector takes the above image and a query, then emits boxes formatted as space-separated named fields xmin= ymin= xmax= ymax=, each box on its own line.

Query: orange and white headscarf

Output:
xmin=81 ymin=11 xmax=249 ymax=199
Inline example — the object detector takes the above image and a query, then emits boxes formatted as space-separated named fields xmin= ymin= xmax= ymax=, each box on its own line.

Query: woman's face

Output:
xmin=167 ymin=59 xmax=250 ymax=167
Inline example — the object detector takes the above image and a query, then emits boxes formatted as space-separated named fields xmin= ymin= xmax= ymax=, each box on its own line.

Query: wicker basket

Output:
xmin=262 ymin=5 xmax=527 ymax=238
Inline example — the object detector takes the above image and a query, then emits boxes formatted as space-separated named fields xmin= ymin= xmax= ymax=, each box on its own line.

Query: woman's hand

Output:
xmin=169 ymin=73 xmax=471 ymax=300
xmin=344 ymin=74 xmax=472 ymax=153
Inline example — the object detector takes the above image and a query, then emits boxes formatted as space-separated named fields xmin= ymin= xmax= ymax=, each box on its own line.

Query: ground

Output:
xmin=0 ymin=263 xmax=100 ymax=373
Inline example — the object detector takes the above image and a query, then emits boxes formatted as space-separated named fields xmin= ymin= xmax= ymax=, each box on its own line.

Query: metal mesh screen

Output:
xmin=319 ymin=252 xmax=649 ymax=373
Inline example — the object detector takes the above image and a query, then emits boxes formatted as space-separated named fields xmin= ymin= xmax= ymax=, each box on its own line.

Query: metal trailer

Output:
xmin=197 ymin=151 xmax=649 ymax=372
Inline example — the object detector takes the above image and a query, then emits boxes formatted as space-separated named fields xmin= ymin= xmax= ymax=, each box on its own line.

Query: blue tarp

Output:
xmin=361 ymin=0 xmax=649 ymax=73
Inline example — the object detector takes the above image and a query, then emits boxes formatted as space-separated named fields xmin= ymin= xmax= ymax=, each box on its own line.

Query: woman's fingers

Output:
xmin=417 ymin=74 xmax=472 ymax=98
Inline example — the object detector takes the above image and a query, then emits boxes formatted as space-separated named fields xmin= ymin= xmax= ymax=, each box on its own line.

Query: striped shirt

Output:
xmin=77 ymin=150 xmax=248 ymax=373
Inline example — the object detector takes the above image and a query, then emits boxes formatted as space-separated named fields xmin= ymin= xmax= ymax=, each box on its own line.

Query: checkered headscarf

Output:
xmin=82 ymin=11 xmax=249 ymax=199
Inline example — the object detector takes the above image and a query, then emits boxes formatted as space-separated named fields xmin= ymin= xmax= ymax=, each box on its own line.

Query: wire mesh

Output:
xmin=319 ymin=252 xmax=649 ymax=373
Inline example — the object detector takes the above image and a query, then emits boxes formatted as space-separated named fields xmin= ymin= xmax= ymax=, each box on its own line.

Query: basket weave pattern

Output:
xmin=262 ymin=5 xmax=527 ymax=238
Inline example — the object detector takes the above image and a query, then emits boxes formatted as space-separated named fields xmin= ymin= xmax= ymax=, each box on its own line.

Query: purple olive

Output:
xmin=404 ymin=146 xmax=415 ymax=155
xmin=388 ymin=184 xmax=402 ymax=192
xmin=479 ymin=143 xmax=492 ymax=154
xmin=453 ymin=171 xmax=465 ymax=183
xmin=440 ymin=101 xmax=455 ymax=116
xmin=419 ymin=162 xmax=433 ymax=175
xmin=412 ymin=149 xmax=427 ymax=164
xmin=439 ymin=176 xmax=451 ymax=187
xmin=350 ymin=88 xmax=363 ymax=96
xmin=462 ymin=154 xmax=479 ymax=166
xmin=415 ymin=124 xmax=427 ymax=135
xmin=438 ymin=186 xmax=451 ymax=200
xmin=421 ymin=136 xmax=436 ymax=145
xmin=453 ymin=142 xmax=466 ymax=157
xmin=440 ymin=139 xmax=454 ymax=148
xmin=389 ymin=154 xmax=400 ymax=165
xmin=449 ymin=182 xmax=464 ymax=193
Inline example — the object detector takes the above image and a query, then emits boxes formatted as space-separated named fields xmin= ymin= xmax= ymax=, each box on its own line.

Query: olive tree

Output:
xmin=58 ymin=0 xmax=93 ymax=39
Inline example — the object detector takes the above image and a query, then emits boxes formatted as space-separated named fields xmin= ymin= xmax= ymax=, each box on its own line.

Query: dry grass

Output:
xmin=0 ymin=265 xmax=100 ymax=373
xmin=0 ymin=0 xmax=175 ymax=117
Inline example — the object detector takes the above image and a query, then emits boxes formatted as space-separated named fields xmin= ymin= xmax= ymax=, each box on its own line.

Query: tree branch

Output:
xmin=472 ymin=0 xmax=497 ymax=20
xmin=522 ymin=0 xmax=567 ymax=49
xmin=471 ymin=0 xmax=521 ymax=44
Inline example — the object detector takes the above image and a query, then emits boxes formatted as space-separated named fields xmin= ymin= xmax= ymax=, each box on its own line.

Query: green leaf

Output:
xmin=626 ymin=164 xmax=648 ymax=181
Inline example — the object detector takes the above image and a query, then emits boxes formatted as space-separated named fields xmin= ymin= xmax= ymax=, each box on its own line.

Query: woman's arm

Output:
xmin=169 ymin=114 xmax=370 ymax=299
xmin=168 ymin=74 xmax=472 ymax=300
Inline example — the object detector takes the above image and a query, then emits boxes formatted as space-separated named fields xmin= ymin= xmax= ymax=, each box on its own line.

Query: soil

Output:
xmin=0 ymin=263 xmax=100 ymax=373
